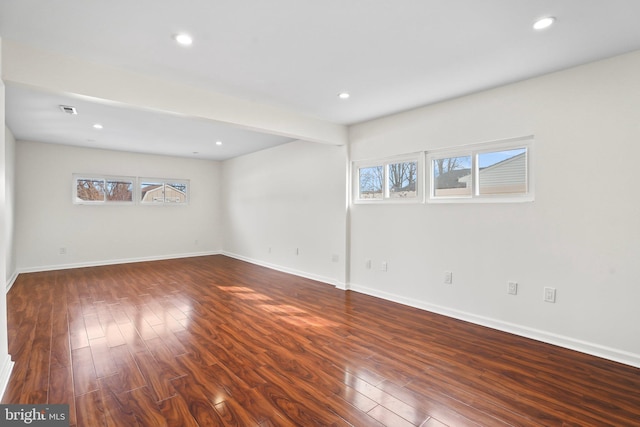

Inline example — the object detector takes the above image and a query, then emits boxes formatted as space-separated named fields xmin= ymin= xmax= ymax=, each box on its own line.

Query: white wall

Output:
xmin=222 ymin=140 xmax=348 ymax=287
xmin=348 ymin=50 xmax=640 ymax=366
xmin=4 ymin=128 xmax=16 ymax=287
xmin=0 ymin=39 xmax=15 ymax=399
xmin=15 ymin=141 xmax=222 ymax=271
xmin=6 ymin=46 xmax=640 ymax=370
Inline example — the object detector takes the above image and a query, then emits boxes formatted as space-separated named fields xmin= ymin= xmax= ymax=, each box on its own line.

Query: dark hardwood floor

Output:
xmin=2 ymin=255 xmax=640 ymax=426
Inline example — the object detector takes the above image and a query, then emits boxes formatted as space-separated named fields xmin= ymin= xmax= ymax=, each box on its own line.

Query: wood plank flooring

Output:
xmin=3 ymin=255 xmax=640 ymax=426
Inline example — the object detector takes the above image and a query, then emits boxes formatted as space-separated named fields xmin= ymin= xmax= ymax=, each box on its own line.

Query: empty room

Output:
xmin=1 ymin=1 xmax=640 ymax=426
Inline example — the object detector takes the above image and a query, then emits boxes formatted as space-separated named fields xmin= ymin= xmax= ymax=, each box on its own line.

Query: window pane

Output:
xmin=140 ymin=182 xmax=165 ymax=203
xmin=477 ymin=148 xmax=526 ymax=195
xmin=76 ymin=179 xmax=105 ymax=202
xmin=388 ymin=161 xmax=417 ymax=198
xmin=164 ymin=182 xmax=188 ymax=203
xmin=358 ymin=166 xmax=384 ymax=199
xmin=106 ymin=180 xmax=133 ymax=201
xmin=432 ymin=156 xmax=472 ymax=197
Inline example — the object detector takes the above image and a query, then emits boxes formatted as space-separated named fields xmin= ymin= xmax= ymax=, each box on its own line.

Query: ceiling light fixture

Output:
xmin=93 ymin=123 xmax=103 ymax=129
xmin=215 ymin=141 xmax=223 ymax=146
xmin=174 ymin=33 xmax=193 ymax=46
xmin=533 ymin=16 xmax=556 ymax=30
xmin=338 ymin=92 xmax=350 ymax=100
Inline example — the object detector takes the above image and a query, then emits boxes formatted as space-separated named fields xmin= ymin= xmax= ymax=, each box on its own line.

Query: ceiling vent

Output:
xmin=59 ymin=105 xmax=77 ymax=115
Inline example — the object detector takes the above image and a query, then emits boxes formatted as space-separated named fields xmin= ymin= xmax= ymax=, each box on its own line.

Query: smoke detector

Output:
xmin=59 ymin=105 xmax=77 ymax=115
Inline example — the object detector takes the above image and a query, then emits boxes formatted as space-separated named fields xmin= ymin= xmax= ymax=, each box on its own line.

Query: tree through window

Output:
xmin=74 ymin=176 xmax=133 ymax=203
xmin=354 ymin=155 xmax=422 ymax=203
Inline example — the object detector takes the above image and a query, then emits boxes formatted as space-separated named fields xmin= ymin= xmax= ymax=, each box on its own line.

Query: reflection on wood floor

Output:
xmin=3 ymin=255 xmax=640 ymax=426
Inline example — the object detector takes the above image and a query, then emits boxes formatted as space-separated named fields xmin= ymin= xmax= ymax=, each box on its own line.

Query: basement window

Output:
xmin=140 ymin=179 xmax=189 ymax=205
xmin=74 ymin=175 xmax=134 ymax=204
xmin=354 ymin=154 xmax=423 ymax=203
xmin=427 ymin=136 xmax=534 ymax=203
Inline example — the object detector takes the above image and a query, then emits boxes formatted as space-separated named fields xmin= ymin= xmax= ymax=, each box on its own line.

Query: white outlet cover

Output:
xmin=508 ymin=282 xmax=518 ymax=295
xmin=544 ymin=287 xmax=557 ymax=303
xmin=444 ymin=271 xmax=453 ymax=284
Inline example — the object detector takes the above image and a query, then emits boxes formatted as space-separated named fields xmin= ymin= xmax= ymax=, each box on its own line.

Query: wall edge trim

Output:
xmin=0 ymin=355 xmax=15 ymax=402
xmin=5 ymin=271 xmax=19 ymax=293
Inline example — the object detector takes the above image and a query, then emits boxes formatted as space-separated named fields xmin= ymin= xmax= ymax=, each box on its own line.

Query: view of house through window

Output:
xmin=140 ymin=180 xmax=188 ymax=204
xmin=428 ymin=137 xmax=532 ymax=202
xmin=476 ymin=148 xmax=527 ymax=195
xmin=73 ymin=175 xmax=188 ymax=205
xmin=432 ymin=155 xmax=472 ymax=197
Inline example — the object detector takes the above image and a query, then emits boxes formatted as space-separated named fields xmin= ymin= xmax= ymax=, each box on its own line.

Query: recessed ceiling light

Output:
xmin=93 ymin=123 xmax=103 ymax=130
xmin=215 ymin=141 xmax=223 ymax=146
xmin=338 ymin=92 xmax=350 ymax=100
xmin=533 ymin=17 xmax=556 ymax=30
xmin=174 ymin=33 xmax=193 ymax=46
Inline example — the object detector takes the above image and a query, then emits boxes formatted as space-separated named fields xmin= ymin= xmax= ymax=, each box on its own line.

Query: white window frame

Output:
xmin=72 ymin=174 xmax=135 ymax=205
xmin=139 ymin=178 xmax=190 ymax=205
xmin=353 ymin=153 xmax=424 ymax=204
xmin=427 ymin=136 xmax=534 ymax=203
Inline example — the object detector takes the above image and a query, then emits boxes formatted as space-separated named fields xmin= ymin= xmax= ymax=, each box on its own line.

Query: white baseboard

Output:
xmin=348 ymin=282 xmax=640 ymax=369
xmin=5 ymin=271 xmax=19 ymax=293
xmin=220 ymin=255 xmax=640 ymax=368
xmin=12 ymin=251 xmax=639 ymax=368
xmin=222 ymin=251 xmax=345 ymax=289
xmin=0 ymin=354 xmax=14 ymax=401
xmin=16 ymin=250 xmax=222 ymax=275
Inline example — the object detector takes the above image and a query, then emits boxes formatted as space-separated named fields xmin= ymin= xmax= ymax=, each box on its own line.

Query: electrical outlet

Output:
xmin=444 ymin=271 xmax=453 ymax=284
xmin=365 ymin=260 xmax=372 ymax=269
xmin=381 ymin=262 xmax=388 ymax=272
xmin=508 ymin=281 xmax=518 ymax=295
xmin=544 ymin=287 xmax=556 ymax=303
xmin=59 ymin=247 xmax=66 ymax=255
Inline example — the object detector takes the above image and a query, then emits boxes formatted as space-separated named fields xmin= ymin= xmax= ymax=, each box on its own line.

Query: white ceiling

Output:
xmin=2 ymin=0 xmax=640 ymax=160
xmin=4 ymin=84 xmax=294 ymax=160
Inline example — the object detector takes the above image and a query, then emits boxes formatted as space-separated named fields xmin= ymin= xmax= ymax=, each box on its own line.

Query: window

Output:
xmin=476 ymin=148 xmax=527 ymax=195
xmin=354 ymin=154 xmax=422 ymax=203
xmin=74 ymin=175 xmax=134 ymax=204
xmin=106 ymin=179 xmax=135 ymax=201
xmin=432 ymin=155 xmax=472 ymax=197
xmin=388 ymin=161 xmax=418 ymax=198
xmin=140 ymin=179 xmax=189 ymax=204
xmin=358 ymin=166 xmax=384 ymax=200
xmin=427 ymin=136 xmax=533 ymax=202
